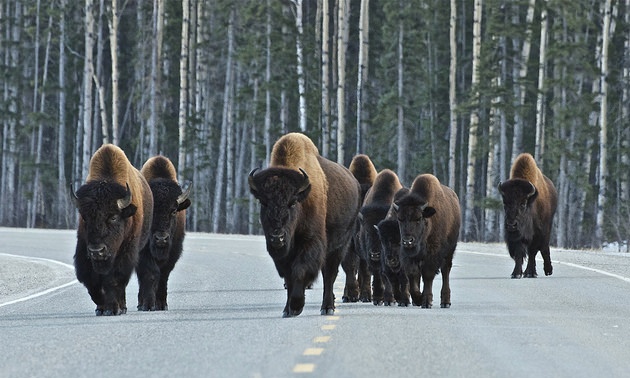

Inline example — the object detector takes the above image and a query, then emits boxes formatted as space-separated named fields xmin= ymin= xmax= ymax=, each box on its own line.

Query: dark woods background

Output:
xmin=1 ymin=0 xmax=629 ymax=250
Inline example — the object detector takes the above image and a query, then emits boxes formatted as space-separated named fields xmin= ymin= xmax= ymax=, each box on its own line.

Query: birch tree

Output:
xmin=464 ymin=0 xmax=483 ymax=241
xmin=291 ymin=0 xmax=307 ymax=132
xmin=57 ymin=0 xmax=69 ymax=227
xmin=396 ymin=1 xmax=406 ymax=181
xmin=355 ymin=0 xmax=369 ymax=153
xmin=595 ymin=0 xmax=615 ymax=247
xmin=107 ymin=0 xmax=120 ymax=145
xmin=337 ymin=0 xmax=349 ymax=164
xmin=448 ymin=0 xmax=457 ymax=189
xmin=178 ymin=0 xmax=190 ymax=179
xmin=82 ymin=0 xmax=95 ymax=180
xmin=148 ymin=0 xmax=164 ymax=156
xmin=534 ymin=0 xmax=548 ymax=163
xmin=321 ymin=0 xmax=330 ymax=158
xmin=511 ymin=0 xmax=536 ymax=161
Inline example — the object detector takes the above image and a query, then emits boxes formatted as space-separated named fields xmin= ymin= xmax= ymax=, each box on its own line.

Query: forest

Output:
xmin=0 ymin=0 xmax=629 ymax=250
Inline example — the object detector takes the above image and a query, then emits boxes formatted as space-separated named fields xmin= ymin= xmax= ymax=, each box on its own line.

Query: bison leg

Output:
xmin=371 ymin=269 xmax=385 ymax=306
xmin=508 ymin=242 xmax=526 ymax=279
xmin=155 ymin=271 xmax=170 ymax=311
xmin=541 ymin=245 xmax=553 ymax=276
xmin=282 ymin=279 xmax=306 ymax=318
xmin=341 ymin=247 xmax=359 ymax=303
xmin=321 ymin=249 xmax=344 ymax=316
xmin=420 ymin=268 xmax=435 ymax=309
xmin=358 ymin=259 xmax=372 ymax=303
xmin=382 ymin=277 xmax=395 ymax=306
xmin=440 ymin=254 xmax=453 ymax=308
xmin=136 ymin=256 xmax=159 ymax=311
xmin=523 ymin=249 xmax=538 ymax=278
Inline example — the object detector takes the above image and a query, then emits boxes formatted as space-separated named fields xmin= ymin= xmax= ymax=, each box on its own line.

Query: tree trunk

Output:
xmin=595 ymin=0 xmax=615 ymax=247
xmin=511 ymin=0 xmax=535 ymax=162
xmin=336 ymin=0 xmax=349 ymax=164
xmin=57 ymin=0 xmax=69 ymax=228
xmin=291 ymin=0 xmax=307 ymax=133
xmin=448 ymin=0 xmax=457 ymax=189
xmin=178 ymin=0 xmax=190 ymax=179
xmin=108 ymin=0 xmax=120 ymax=145
xmin=212 ymin=7 xmax=234 ymax=233
xmin=321 ymin=0 xmax=330 ymax=158
xmin=534 ymin=0 xmax=548 ymax=164
xmin=81 ymin=0 xmax=95 ymax=181
xmin=396 ymin=0 xmax=405 ymax=181
xmin=264 ymin=0 xmax=272 ymax=165
xmin=148 ymin=0 xmax=164 ymax=156
xmin=355 ymin=0 xmax=369 ymax=154
xmin=464 ymin=0 xmax=482 ymax=241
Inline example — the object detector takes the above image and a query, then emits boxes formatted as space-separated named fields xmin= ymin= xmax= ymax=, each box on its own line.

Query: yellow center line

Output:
xmin=303 ymin=348 xmax=324 ymax=356
xmin=293 ymin=363 xmax=315 ymax=373
xmin=313 ymin=335 xmax=331 ymax=343
xmin=321 ymin=324 xmax=336 ymax=331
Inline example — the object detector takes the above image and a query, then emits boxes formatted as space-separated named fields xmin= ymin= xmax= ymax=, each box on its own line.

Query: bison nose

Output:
xmin=87 ymin=244 xmax=108 ymax=260
xmin=154 ymin=232 xmax=170 ymax=246
xmin=506 ymin=220 xmax=518 ymax=231
xmin=401 ymin=237 xmax=415 ymax=248
xmin=269 ymin=229 xmax=286 ymax=248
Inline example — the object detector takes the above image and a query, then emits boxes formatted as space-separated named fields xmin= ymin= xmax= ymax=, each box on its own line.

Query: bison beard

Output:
xmin=249 ymin=133 xmax=361 ymax=318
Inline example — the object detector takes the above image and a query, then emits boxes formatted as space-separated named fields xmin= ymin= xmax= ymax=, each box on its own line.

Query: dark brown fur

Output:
xmin=394 ymin=174 xmax=460 ymax=308
xmin=137 ymin=156 xmax=191 ymax=311
xmin=342 ymin=154 xmax=377 ymax=303
xmin=358 ymin=169 xmax=403 ymax=305
xmin=73 ymin=144 xmax=153 ymax=316
xmin=499 ymin=153 xmax=558 ymax=278
xmin=249 ymin=133 xmax=361 ymax=317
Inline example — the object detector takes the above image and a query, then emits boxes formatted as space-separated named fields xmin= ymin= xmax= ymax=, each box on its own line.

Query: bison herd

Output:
xmin=72 ymin=133 xmax=557 ymax=318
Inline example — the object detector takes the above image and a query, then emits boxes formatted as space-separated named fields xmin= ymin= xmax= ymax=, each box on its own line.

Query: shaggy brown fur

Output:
xmin=499 ymin=153 xmax=558 ymax=278
xmin=249 ymin=133 xmax=361 ymax=317
xmin=73 ymin=144 xmax=153 ymax=316
xmin=395 ymin=174 xmax=460 ymax=308
xmin=137 ymin=156 xmax=191 ymax=311
xmin=342 ymin=154 xmax=378 ymax=303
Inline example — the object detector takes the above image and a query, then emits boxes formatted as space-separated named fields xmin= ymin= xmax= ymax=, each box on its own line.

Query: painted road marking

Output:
xmin=313 ymin=335 xmax=331 ymax=343
xmin=321 ymin=324 xmax=336 ymax=330
xmin=303 ymin=348 xmax=324 ymax=356
xmin=293 ymin=364 xmax=315 ymax=373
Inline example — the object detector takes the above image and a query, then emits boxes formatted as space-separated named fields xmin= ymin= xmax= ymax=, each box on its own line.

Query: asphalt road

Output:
xmin=1 ymin=227 xmax=630 ymax=378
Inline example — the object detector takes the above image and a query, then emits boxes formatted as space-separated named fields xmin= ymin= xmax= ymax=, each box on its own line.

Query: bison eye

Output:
xmin=109 ymin=215 xmax=120 ymax=224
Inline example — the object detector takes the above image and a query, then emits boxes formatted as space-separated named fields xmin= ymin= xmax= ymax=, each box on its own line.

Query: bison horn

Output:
xmin=70 ymin=184 xmax=80 ymax=207
xmin=177 ymin=182 xmax=192 ymax=205
xmin=527 ymin=182 xmax=536 ymax=198
xmin=420 ymin=202 xmax=429 ymax=211
xmin=392 ymin=203 xmax=399 ymax=212
xmin=248 ymin=168 xmax=260 ymax=192
xmin=497 ymin=181 xmax=504 ymax=196
xmin=297 ymin=168 xmax=310 ymax=193
xmin=117 ymin=183 xmax=132 ymax=210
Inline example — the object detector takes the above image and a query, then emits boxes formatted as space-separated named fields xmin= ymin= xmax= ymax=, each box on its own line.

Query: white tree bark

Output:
xmin=464 ymin=0 xmax=482 ymax=241
xmin=177 ymin=0 xmax=190 ymax=179
xmin=57 ymin=0 xmax=69 ymax=227
xmin=396 ymin=6 xmax=405 ymax=181
xmin=148 ymin=0 xmax=164 ymax=156
xmin=82 ymin=0 xmax=95 ymax=180
xmin=534 ymin=0 xmax=548 ymax=163
xmin=321 ymin=0 xmax=330 ymax=158
xmin=264 ymin=0 xmax=272 ymax=165
xmin=336 ymin=0 xmax=349 ymax=164
xmin=448 ymin=0 xmax=457 ymax=188
xmin=355 ymin=0 xmax=369 ymax=153
xmin=107 ymin=0 xmax=120 ymax=145
xmin=291 ymin=0 xmax=307 ymax=132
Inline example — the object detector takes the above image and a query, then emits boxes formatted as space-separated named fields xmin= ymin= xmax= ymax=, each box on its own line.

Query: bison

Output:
xmin=498 ymin=153 xmax=558 ymax=279
xmin=341 ymin=154 xmax=377 ymax=303
xmin=393 ymin=174 xmax=460 ymax=308
xmin=72 ymin=144 xmax=153 ymax=316
xmin=376 ymin=188 xmax=411 ymax=306
xmin=249 ymin=133 xmax=361 ymax=317
xmin=357 ymin=169 xmax=403 ymax=305
xmin=136 ymin=156 xmax=191 ymax=311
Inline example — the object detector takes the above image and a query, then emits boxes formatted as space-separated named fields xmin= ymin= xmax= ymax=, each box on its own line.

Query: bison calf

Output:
xmin=498 ymin=153 xmax=558 ymax=279
xmin=72 ymin=144 xmax=153 ymax=316
xmin=137 ymin=156 xmax=191 ymax=311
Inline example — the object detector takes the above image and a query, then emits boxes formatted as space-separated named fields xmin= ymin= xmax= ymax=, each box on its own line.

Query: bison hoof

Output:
xmin=524 ymin=272 xmax=538 ymax=278
xmin=282 ymin=308 xmax=303 ymax=318
xmin=511 ymin=273 xmax=523 ymax=279
xmin=545 ymin=267 xmax=553 ymax=276
xmin=440 ymin=303 xmax=451 ymax=308
xmin=320 ymin=308 xmax=335 ymax=316
xmin=342 ymin=295 xmax=358 ymax=303
xmin=373 ymin=299 xmax=383 ymax=306
xmin=398 ymin=302 xmax=410 ymax=307
xmin=98 ymin=308 xmax=125 ymax=316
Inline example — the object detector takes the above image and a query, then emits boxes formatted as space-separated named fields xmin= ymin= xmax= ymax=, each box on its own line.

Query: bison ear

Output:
xmin=70 ymin=184 xmax=80 ymax=208
xmin=120 ymin=204 xmax=137 ymax=219
xmin=526 ymin=182 xmax=538 ymax=204
xmin=422 ymin=206 xmax=436 ymax=218
xmin=497 ymin=181 xmax=505 ymax=196
xmin=177 ymin=199 xmax=191 ymax=212
xmin=248 ymin=168 xmax=260 ymax=197
xmin=295 ymin=168 xmax=311 ymax=202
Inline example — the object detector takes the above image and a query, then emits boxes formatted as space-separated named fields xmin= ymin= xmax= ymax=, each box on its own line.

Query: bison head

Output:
xmin=498 ymin=179 xmax=537 ymax=239
xmin=249 ymin=167 xmax=311 ymax=257
xmin=148 ymin=179 xmax=191 ymax=260
xmin=376 ymin=219 xmax=402 ymax=272
xmin=72 ymin=181 xmax=136 ymax=274
xmin=393 ymin=193 xmax=436 ymax=259
xmin=358 ymin=204 xmax=390 ymax=263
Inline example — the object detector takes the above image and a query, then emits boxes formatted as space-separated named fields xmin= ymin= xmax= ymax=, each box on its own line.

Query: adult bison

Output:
xmin=72 ymin=144 xmax=153 ymax=316
xmin=249 ymin=133 xmax=361 ymax=317
xmin=498 ymin=153 xmax=558 ymax=279
xmin=394 ymin=174 xmax=460 ymax=308
xmin=341 ymin=154 xmax=377 ymax=303
xmin=357 ymin=169 xmax=403 ymax=305
xmin=376 ymin=188 xmax=411 ymax=306
xmin=136 ymin=156 xmax=191 ymax=311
